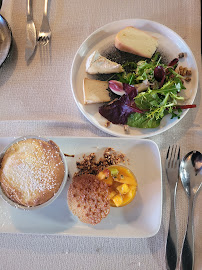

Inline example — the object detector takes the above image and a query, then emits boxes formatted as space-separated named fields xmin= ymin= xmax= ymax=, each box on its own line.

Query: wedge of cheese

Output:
xmin=115 ymin=26 xmax=158 ymax=58
xmin=83 ymin=78 xmax=110 ymax=104
xmin=86 ymin=50 xmax=124 ymax=74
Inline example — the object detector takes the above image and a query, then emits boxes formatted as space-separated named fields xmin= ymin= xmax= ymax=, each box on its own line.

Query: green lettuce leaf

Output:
xmin=135 ymin=91 xmax=162 ymax=110
xmin=127 ymin=113 xmax=161 ymax=128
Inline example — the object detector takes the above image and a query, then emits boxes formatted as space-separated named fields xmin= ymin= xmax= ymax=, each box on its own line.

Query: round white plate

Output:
xmin=70 ymin=19 xmax=198 ymax=138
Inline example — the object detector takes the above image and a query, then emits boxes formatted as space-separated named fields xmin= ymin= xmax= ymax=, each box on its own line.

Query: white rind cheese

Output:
xmin=115 ymin=26 xmax=158 ymax=58
xmin=83 ymin=78 xmax=110 ymax=104
xmin=86 ymin=50 xmax=124 ymax=74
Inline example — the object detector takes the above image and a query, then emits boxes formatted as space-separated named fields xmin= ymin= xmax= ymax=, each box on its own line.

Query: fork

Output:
xmin=165 ymin=145 xmax=180 ymax=270
xmin=38 ymin=0 xmax=51 ymax=46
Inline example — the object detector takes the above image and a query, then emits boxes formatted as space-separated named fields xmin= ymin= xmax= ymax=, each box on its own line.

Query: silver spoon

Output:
xmin=180 ymin=150 xmax=202 ymax=270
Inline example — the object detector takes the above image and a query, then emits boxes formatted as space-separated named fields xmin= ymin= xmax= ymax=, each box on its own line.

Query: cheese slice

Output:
xmin=86 ymin=50 xmax=124 ymax=74
xmin=115 ymin=26 xmax=158 ymax=58
xmin=83 ymin=78 xmax=110 ymax=104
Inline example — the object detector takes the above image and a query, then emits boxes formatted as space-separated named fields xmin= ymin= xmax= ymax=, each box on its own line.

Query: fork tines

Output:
xmin=38 ymin=36 xmax=50 ymax=46
xmin=39 ymin=41 xmax=51 ymax=65
xmin=166 ymin=145 xmax=180 ymax=169
xmin=38 ymin=0 xmax=52 ymax=64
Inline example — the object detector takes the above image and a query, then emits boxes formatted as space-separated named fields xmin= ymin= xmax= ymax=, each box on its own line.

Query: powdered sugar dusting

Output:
xmin=0 ymin=138 xmax=65 ymax=206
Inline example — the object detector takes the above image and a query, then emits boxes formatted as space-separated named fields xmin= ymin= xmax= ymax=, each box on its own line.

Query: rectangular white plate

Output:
xmin=0 ymin=137 xmax=162 ymax=238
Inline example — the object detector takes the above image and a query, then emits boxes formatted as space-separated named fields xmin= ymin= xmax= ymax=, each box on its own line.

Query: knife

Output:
xmin=25 ymin=0 xmax=36 ymax=61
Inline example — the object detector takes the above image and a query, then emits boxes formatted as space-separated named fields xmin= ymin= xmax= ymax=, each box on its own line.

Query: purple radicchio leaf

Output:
xmin=108 ymin=81 xmax=138 ymax=97
xmin=154 ymin=66 xmax=166 ymax=88
xmin=165 ymin=57 xmax=179 ymax=81
xmin=168 ymin=58 xmax=179 ymax=67
xmin=108 ymin=80 xmax=125 ymax=96
xmin=123 ymin=83 xmax=138 ymax=97
xmin=99 ymin=87 xmax=143 ymax=125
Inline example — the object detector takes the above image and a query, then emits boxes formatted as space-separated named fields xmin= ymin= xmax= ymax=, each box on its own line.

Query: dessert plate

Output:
xmin=0 ymin=137 xmax=162 ymax=238
xmin=70 ymin=19 xmax=198 ymax=138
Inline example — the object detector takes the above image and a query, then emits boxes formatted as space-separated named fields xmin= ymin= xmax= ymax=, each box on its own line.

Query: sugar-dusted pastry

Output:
xmin=0 ymin=138 xmax=65 ymax=207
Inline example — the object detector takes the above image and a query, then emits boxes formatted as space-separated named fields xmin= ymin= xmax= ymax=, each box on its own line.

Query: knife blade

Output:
xmin=0 ymin=0 xmax=3 ymax=10
xmin=25 ymin=0 xmax=36 ymax=61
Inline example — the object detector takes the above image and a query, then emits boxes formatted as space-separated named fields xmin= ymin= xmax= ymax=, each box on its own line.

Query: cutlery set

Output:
xmin=25 ymin=0 xmax=51 ymax=62
xmin=166 ymin=146 xmax=202 ymax=270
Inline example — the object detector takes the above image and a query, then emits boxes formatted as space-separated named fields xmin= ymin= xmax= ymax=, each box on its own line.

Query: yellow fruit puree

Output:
xmin=97 ymin=165 xmax=137 ymax=207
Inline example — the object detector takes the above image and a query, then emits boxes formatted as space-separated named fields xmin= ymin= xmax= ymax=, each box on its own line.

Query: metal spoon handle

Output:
xmin=166 ymin=187 xmax=178 ymax=270
xmin=44 ymin=0 xmax=48 ymax=16
xmin=27 ymin=0 xmax=33 ymax=18
xmin=181 ymin=194 xmax=194 ymax=270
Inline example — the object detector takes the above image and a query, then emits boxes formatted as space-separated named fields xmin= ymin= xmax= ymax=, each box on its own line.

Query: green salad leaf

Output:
xmin=103 ymin=52 xmax=194 ymax=129
xmin=119 ymin=53 xmax=188 ymax=128
xmin=127 ymin=80 xmax=185 ymax=128
xmin=127 ymin=113 xmax=161 ymax=128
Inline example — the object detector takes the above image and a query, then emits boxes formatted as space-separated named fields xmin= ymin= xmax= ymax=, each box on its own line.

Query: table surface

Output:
xmin=0 ymin=0 xmax=201 ymax=269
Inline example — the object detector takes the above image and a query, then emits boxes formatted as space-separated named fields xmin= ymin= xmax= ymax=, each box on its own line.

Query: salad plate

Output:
xmin=0 ymin=136 xmax=162 ymax=238
xmin=70 ymin=19 xmax=198 ymax=138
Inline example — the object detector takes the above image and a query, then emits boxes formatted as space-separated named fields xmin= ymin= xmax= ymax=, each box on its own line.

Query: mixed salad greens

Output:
xmin=99 ymin=53 xmax=195 ymax=129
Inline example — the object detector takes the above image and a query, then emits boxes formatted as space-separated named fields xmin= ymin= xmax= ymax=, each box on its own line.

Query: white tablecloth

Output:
xmin=0 ymin=0 xmax=201 ymax=269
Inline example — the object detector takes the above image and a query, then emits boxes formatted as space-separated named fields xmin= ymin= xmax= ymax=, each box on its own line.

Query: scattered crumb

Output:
xmin=105 ymin=121 xmax=111 ymax=128
xmin=178 ymin=52 xmax=185 ymax=58
xmin=64 ymin=153 xmax=75 ymax=157
xmin=124 ymin=125 xmax=129 ymax=133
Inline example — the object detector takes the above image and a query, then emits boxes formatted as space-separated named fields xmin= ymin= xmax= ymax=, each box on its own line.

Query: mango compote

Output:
xmin=97 ymin=165 xmax=137 ymax=207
